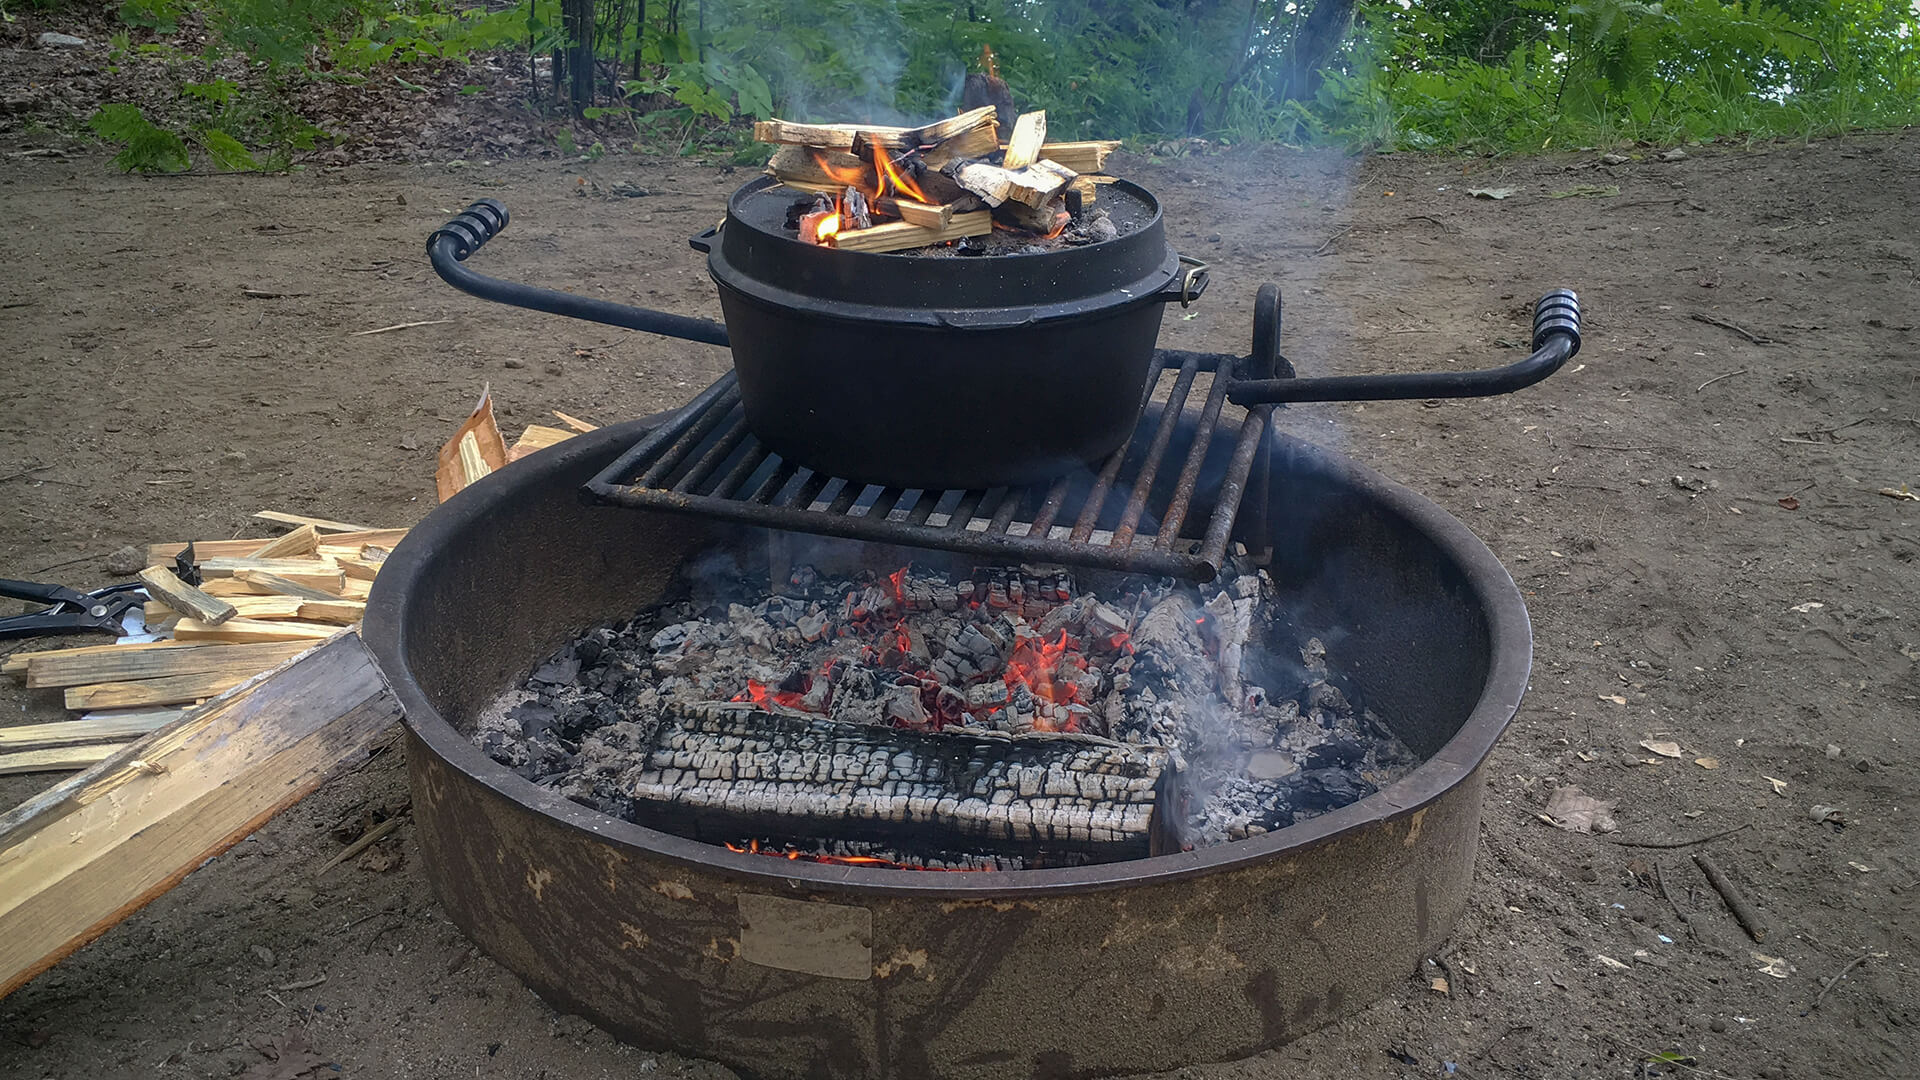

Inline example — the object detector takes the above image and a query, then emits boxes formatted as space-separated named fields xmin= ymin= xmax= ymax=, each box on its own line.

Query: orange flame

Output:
xmin=874 ymin=146 xmax=927 ymax=203
xmin=725 ymin=838 xmax=984 ymax=871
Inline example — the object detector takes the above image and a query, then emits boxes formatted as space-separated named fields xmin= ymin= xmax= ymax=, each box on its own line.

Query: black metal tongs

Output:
xmin=0 ymin=579 xmax=147 ymax=641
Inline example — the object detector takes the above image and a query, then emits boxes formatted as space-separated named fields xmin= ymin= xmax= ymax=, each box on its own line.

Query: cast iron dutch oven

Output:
xmin=427 ymin=182 xmax=1582 ymax=490
xmin=429 ymin=179 xmax=1205 ymax=490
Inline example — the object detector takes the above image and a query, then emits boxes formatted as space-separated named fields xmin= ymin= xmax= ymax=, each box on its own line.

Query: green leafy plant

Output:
xmin=89 ymin=104 xmax=192 ymax=173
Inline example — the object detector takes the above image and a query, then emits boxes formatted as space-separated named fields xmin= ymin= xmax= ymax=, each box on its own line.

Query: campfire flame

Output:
xmin=799 ymin=146 xmax=936 ymax=247
xmin=725 ymin=838 xmax=983 ymax=871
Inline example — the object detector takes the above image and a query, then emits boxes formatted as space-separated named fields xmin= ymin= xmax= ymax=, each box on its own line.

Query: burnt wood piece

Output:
xmin=764 ymin=146 xmax=876 ymax=191
xmin=755 ymin=107 xmax=997 ymax=153
xmin=622 ymin=703 xmax=1176 ymax=865
xmin=962 ymin=72 xmax=1018 ymax=137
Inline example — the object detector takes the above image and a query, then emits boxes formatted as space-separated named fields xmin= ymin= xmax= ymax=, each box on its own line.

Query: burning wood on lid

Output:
xmin=757 ymin=94 xmax=1121 ymax=253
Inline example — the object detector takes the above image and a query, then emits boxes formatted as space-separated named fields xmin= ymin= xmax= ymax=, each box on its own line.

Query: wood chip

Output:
xmin=137 ymin=565 xmax=238 ymax=626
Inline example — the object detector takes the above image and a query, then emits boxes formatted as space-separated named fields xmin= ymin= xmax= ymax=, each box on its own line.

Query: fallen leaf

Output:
xmin=1751 ymin=952 xmax=1794 ymax=979
xmin=1468 ymin=187 xmax=1516 ymax=200
xmin=1790 ymin=601 xmax=1825 ymax=613
xmin=1777 ymin=497 xmax=1800 ymax=510
xmin=1765 ymin=776 xmax=1789 ymax=795
xmin=1543 ymin=785 xmax=1618 ymax=834
xmin=1849 ymin=861 xmax=1876 ymax=873
xmin=1695 ymin=757 xmax=1720 ymax=769
xmin=1595 ymin=954 xmax=1631 ymax=971
xmin=1877 ymin=486 xmax=1919 ymax=502
xmin=1429 ymin=976 xmax=1450 ymax=993
xmin=1641 ymin=740 xmax=1684 ymax=758
xmin=1602 ymin=694 xmax=1629 ymax=705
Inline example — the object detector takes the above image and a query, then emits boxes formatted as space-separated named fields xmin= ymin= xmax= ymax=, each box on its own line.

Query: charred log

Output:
xmin=623 ymin=703 xmax=1178 ymax=865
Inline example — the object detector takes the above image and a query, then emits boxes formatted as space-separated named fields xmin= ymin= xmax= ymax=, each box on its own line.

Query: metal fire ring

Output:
xmin=364 ymin=416 xmax=1532 ymax=1079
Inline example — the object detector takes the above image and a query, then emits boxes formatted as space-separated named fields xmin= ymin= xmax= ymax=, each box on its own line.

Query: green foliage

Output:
xmin=79 ymin=0 xmax=1920 ymax=171
xmin=89 ymin=104 xmax=191 ymax=173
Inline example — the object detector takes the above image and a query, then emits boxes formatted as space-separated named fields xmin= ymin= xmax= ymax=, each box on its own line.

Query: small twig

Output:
xmin=1694 ymin=852 xmax=1766 ymax=942
xmin=1696 ymin=368 xmax=1750 ymax=392
xmin=0 ymin=462 xmax=51 ymax=484
xmin=1405 ymin=214 xmax=1457 ymax=233
xmin=273 ymin=974 xmax=329 ymax=992
xmin=31 ymin=552 xmax=107 ymax=576
xmin=349 ymin=319 xmax=453 ymax=337
xmin=1691 ymin=312 xmax=1773 ymax=345
xmin=1573 ymin=443 xmax=1655 ymax=452
xmin=1655 ymin=861 xmax=1694 ymax=936
xmin=1803 ymin=953 xmax=1876 ymax=1016
xmin=1314 ymin=226 xmax=1354 ymax=256
xmin=1606 ymin=822 xmax=1751 ymax=850
xmin=316 ymin=813 xmax=408 ymax=875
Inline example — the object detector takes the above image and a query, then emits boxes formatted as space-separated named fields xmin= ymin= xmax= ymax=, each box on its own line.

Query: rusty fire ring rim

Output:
xmin=365 ymin=415 xmax=1530 ymax=896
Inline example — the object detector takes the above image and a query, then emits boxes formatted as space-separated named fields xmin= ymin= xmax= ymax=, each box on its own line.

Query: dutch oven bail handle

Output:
xmin=428 ymin=199 xmax=732 ymax=347
xmin=1226 ymin=289 xmax=1581 ymax=405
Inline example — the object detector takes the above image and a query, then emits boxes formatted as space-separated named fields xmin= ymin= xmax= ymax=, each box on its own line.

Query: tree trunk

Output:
xmin=631 ymin=0 xmax=646 ymax=79
xmin=560 ymin=0 xmax=596 ymax=113
xmin=1279 ymin=0 xmax=1355 ymax=102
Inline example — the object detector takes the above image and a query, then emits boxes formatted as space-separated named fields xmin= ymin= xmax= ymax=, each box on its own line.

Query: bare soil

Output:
xmin=2 ymin=130 xmax=1917 ymax=1080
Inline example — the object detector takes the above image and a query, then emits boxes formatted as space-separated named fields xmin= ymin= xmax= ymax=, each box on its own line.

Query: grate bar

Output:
xmin=1155 ymin=366 xmax=1236 ymax=551
xmin=584 ymin=350 xmax=1271 ymax=582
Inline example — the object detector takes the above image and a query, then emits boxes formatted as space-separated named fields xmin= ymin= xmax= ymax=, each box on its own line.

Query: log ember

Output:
xmin=624 ymin=703 xmax=1177 ymax=865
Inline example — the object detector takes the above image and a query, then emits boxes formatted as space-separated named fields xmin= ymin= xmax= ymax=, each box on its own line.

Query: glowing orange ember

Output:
xmin=725 ymin=838 xmax=983 ymax=871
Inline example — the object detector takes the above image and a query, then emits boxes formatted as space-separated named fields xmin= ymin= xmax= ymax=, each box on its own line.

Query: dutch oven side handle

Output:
xmin=1150 ymin=256 xmax=1210 ymax=308
xmin=426 ymin=199 xmax=731 ymax=348
xmin=1226 ymin=290 xmax=1581 ymax=405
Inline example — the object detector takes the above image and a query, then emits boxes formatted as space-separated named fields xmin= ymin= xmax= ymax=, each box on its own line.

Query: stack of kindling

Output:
xmin=756 ymin=106 xmax=1121 ymax=253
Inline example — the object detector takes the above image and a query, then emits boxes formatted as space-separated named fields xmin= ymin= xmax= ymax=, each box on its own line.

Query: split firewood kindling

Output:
xmin=759 ymin=103 xmax=1116 ymax=251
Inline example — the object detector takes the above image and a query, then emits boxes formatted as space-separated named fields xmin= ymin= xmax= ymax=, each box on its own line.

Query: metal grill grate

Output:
xmin=583 ymin=352 xmax=1273 ymax=582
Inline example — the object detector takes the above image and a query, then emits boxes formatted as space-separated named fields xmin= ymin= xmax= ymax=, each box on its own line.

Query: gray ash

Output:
xmin=475 ymin=556 xmax=1416 ymax=862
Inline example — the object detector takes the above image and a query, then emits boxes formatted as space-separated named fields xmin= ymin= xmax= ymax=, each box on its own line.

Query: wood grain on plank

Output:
xmin=0 ymin=632 xmax=400 ymax=998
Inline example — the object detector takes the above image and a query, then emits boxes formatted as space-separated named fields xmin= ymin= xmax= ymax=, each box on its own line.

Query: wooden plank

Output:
xmin=6 ymin=641 xmax=184 ymax=682
xmin=915 ymin=124 xmax=1000 ymax=168
xmin=64 ymin=671 xmax=259 ymax=710
xmin=552 ymin=410 xmax=599 ymax=432
xmin=436 ymin=390 xmax=507 ymax=502
xmin=252 ymin=511 xmax=376 ymax=533
xmin=146 ymin=538 xmax=277 ymax=563
xmin=295 ymin=600 xmax=365 ymax=626
xmin=233 ymin=569 xmax=344 ymax=600
xmin=1001 ymin=111 xmax=1047 ymax=170
xmin=338 ymin=578 xmax=372 ymax=601
xmin=0 ymin=632 xmax=400 ymax=998
xmin=756 ymin=108 xmax=995 ymax=152
xmin=1035 ymin=140 xmax=1119 ymax=174
xmin=137 ymin=565 xmax=237 ymax=626
xmin=197 ymin=556 xmax=341 ymax=579
xmin=315 ymin=528 xmax=409 ymax=550
xmin=0 ymin=713 xmax=179 ymax=752
xmin=216 ymin=596 xmax=307 ymax=620
xmin=198 ymin=578 xmax=267 ymax=597
xmin=0 ymin=745 xmax=124 ymax=777
xmin=336 ymin=558 xmax=381 ymax=582
xmin=508 ymin=424 xmax=577 ymax=463
xmin=25 ymin=640 xmax=311 ymax=689
xmin=171 ymin=618 xmax=339 ymax=644
xmin=246 ymin=524 xmax=320 ymax=560
xmin=765 ymin=146 xmax=876 ymax=191
xmin=826 ymin=211 xmax=992 ymax=254
xmin=889 ymin=198 xmax=956 ymax=230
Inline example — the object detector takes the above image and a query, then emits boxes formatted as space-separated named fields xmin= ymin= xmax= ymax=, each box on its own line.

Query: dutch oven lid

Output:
xmin=700 ymin=176 xmax=1181 ymax=330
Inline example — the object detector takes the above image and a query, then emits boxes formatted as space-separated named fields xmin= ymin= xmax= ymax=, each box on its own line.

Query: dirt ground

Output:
xmin=2 ymin=130 xmax=1917 ymax=1079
